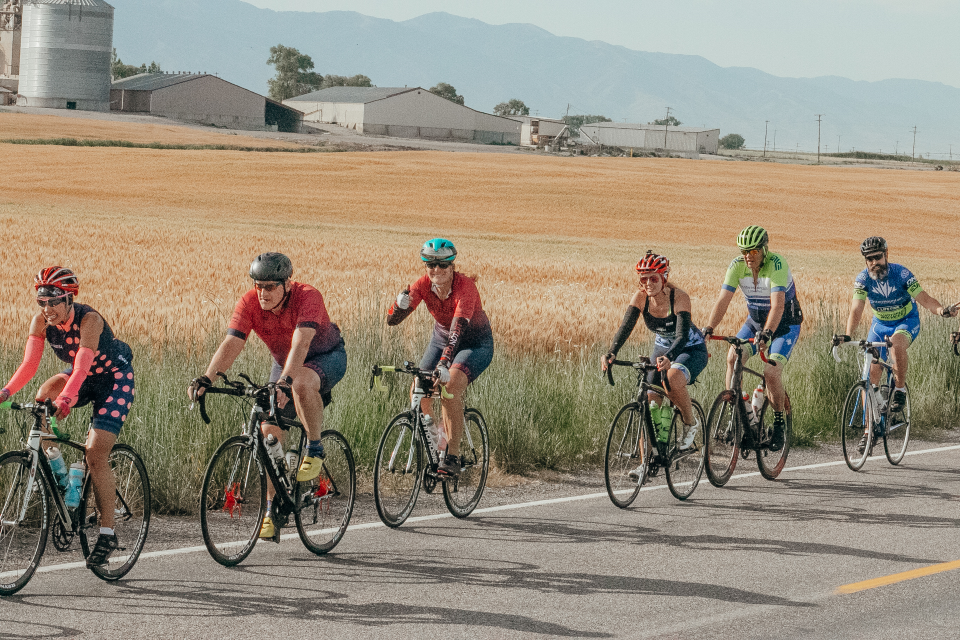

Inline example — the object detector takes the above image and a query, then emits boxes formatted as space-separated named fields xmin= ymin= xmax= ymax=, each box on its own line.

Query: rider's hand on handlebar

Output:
xmin=600 ymin=352 xmax=615 ymax=372
xmin=0 ymin=388 xmax=9 ymax=403
xmin=655 ymin=355 xmax=672 ymax=372
xmin=938 ymin=305 xmax=957 ymax=318
xmin=53 ymin=396 xmax=72 ymax=420
xmin=188 ymin=375 xmax=212 ymax=402
xmin=433 ymin=364 xmax=451 ymax=386
xmin=702 ymin=326 xmax=714 ymax=339
xmin=275 ymin=375 xmax=293 ymax=409
xmin=832 ymin=334 xmax=851 ymax=347
xmin=756 ymin=328 xmax=773 ymax=350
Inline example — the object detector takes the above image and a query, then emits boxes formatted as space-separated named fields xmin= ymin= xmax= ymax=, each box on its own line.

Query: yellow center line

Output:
xmin=836 ymin=559 xmax=960 ymax=594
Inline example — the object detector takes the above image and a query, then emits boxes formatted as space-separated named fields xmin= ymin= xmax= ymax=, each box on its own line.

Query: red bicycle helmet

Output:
xmin=635 ymin=251 xmax=670 ymax=278
xmin=35 ymin=266 xmax=79 ymax=296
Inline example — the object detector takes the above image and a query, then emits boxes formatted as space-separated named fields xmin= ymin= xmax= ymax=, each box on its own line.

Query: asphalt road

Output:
xmin=3 ymin=445 xmax=959 ymax=639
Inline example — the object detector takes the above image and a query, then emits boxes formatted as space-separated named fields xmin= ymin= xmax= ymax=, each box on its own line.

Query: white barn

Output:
xmin=579 ymin=122 xmax=720 ymax=155
xmin=285 ymin=86 xmax=521 ymax=145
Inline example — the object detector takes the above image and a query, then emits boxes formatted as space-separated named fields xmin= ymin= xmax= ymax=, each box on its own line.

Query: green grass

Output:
xmin=2 ymin=300 xmax=959 ymax=514
xmin=0 ymin=138 xmax=333 ymax=153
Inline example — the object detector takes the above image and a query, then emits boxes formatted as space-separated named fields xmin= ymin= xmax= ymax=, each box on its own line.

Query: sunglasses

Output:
xmin=741 ymin=249 xmax=763 ymax=258
xmin=36 ymin=296 xmax=68 ymax=308
xmin=425 ymin=261 xmax=453 ymax=270
xmin=864 ymin=253 xmax=885 ymax=263
xmin=639 ymin=274 xmax=662 ymax=284
xmin=254 ymin=281 xmax=284 ymax=292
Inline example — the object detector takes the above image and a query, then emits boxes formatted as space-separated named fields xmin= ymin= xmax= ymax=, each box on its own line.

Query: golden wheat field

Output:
xmin=1 ymin=113 xmax=959 ymax=354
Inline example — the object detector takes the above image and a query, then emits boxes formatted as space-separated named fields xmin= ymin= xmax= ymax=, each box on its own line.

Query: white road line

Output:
xmin=30 ymin=443 xmax=960 ymax=575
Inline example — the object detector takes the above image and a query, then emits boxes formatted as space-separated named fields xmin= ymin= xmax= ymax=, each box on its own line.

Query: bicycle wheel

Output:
xmin=199 ymin=436 xmax=266 ymax=567
xmin=443 ymin=408 xmax=490 ymax=518
xmin=840 ymin=382 xmax=871 ymax=472
xmin=374 ymin=413 xmax=424 ymax=527
xmin=665 ymin=400 xmax=707 ymax=500
xmin=884 ymin=384 xmax=911 ymax=465
xmin=79 ymin=444 xmax=151 ymax=581
xmin=705 ymin=392 xmax=740 ymax=487
xmin=757 ymin=394 xmax=792 ymax=480
xmin=295 ymin=430 xmax=356 ymax=555
xmin=604 ymin=403 xmax=648 ymax=508
xmin=0 ymin=452 xmax=49 ymax=596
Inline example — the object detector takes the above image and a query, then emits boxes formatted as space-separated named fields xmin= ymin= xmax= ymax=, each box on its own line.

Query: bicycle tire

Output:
xmin=199 ymin=436 xmax=266 ymax=567
xmin=884 ymin=384 xmax=911 ymax=465
xmin=0 ymin=451 xmax=49 ymax=596
xmin=295 ymin=429 xmax=356 ymax=555
xmin=757 ymin=394 xmax=792 ymax=480
xmin=603 ymin=403 xmax=646 ymax=508
xmin=443 ymin=408 xmax=490 ymax=518
xmin=665 ymin=400 xmax=707 ymax=500
xmin=79 ymin=444 xmax=151 ymax=581
xmin=840 ymin=382 xmax=871 ymax=472
xmin=374 ymin=413 xmax=424 ymax=528
xmin=704 ymin=392 xmax=740 ymax=487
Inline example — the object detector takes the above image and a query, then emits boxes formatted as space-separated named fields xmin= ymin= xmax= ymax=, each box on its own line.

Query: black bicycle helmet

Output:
xmin=249 ymin=252 xmax=293 ymax=281
xmin=860 ymin=237 xmax=887 ymax=256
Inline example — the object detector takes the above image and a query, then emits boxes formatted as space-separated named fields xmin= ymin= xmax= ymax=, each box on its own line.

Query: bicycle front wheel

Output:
xmin=757 ymin=394 xmax=792 ymax=480
xmin=0 ymin=452 xmax=49 ymax=596
xmin=199 ymin=436 xmax=266 ymax=567
xmin=884 ymin=384 xmax=911 ymax=465
xmin=604 ymin=403 xmax=647 ymax=508
xmin=374 ymin=413 xmax=424 ymax=528
xmin=705 ymin=392 xmax=740 ymax=487
xmin=840 ymin=382 xmax=871 ymax=472
xmin=80 ymin=444 xmax=151 ymax=581
xmin=295 ymin=429 xmax=356 ymax=555
xmin=665 ymin=400 xmax=707 ymax=500
xmin=443 ymin=408 xmax=490 ymax=518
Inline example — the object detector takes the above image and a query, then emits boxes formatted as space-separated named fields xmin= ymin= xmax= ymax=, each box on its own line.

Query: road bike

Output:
xmin=0 ymin=400 xmax=150 ymax=596
xmin=369 ymin=363 xmax=490 ymax=527
xmin=832 ymin=335 xmax=910 ymax=470
xmin=603 ymin=357 xmax=706 ymax=507
xmin=704 ymin=336 xmax=792 ymax=486
xmin=195 ymin=372 xmax=355 ymax=566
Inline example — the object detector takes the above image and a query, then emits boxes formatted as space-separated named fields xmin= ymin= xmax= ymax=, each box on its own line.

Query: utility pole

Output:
xmin=763 ymin=120 xmax=769 ymax=157
xmin=816 ymin=114 xmax=823 ymax=164
xmin=895 ymin=140 xmax=899 ymax=155
xmin=837 ymin=134 xmax=841 ymax=154
xmin=773 ymin=129 xmax=777 ymax=152
xmin=911 ymin=126 xmax=917 ymax=159
xmin=950 ymin=144 xmax=953 ymax=161
xmin=663 ymin=106 xmax=672 ymax=149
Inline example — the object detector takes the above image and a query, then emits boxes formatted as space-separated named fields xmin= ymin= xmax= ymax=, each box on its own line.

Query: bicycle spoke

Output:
xmin=296 ymin=430 xmax=356 ymax=555
xmin=0 ymin=453 xmax=49 ymax=596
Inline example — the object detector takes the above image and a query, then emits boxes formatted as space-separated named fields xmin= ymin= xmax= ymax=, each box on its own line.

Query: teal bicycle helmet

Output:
xmin=420 ymin=238 xmax=457 ymax=262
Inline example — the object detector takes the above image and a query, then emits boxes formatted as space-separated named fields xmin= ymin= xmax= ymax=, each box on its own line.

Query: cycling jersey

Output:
xmin=46 ymin=303 xmax=133 ymax=379
xmin=643 ymin=288 xmax=705 ymax=351
xmin=722 ymin=252 xmax=803 ymax=327
xmin=853 ymin=264 xmax=923 ymax=322
xmin=403 ymin=273 xmax=492 ymax=345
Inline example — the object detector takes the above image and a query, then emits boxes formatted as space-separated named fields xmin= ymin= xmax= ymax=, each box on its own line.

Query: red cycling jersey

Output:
xmin=228 ymin=282 xmax=341 ymax=365
xmin=405 ymin=273 xmax=490 ymax=333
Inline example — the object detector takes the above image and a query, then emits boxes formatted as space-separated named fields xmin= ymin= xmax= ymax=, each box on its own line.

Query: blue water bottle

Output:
xmin=65 ymin=462 xmax=85 ymax=509
xmin=46 ymin=447 xmax=68 ymax=488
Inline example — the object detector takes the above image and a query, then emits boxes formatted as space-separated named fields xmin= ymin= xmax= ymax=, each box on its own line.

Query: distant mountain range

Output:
xmin=111 ymin=0 xmax=959 ymax=156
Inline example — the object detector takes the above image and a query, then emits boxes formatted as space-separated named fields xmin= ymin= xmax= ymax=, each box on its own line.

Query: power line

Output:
xmin=815 ymin=114 xmax=823 ymax=164
xmin=911 ymin=125 xmax=918 ymax=159
xmin=763 ymin=120 xmax=769 ymax=158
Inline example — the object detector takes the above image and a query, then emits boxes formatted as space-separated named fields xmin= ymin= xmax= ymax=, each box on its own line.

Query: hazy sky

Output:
xmin=245 ymin=0 xmax=960 ymax=88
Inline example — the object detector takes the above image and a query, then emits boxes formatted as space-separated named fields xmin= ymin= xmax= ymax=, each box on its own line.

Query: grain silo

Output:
xmin=17 ymin=0 xmax=113 ymax=111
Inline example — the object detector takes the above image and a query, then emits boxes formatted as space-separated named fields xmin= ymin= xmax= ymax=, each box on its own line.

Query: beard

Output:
xmin=868 ymin=263 xmax=889 ymax=281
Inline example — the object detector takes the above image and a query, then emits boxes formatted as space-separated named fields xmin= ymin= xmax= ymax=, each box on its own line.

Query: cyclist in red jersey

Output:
xmin=189 ymin=253 xmax=346 ymax=539
xmin=387 ymin=239 xmax=494 ymax=476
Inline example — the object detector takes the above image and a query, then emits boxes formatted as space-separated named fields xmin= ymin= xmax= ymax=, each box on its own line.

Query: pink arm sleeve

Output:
xmin=2 ymin=335 xmax=45 ymax=397
xmin=56 ymin=347 xmax=95 ymax=409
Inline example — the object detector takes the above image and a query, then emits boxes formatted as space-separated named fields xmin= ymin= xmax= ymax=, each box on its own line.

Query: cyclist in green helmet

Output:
xmin=703 ymin=225 xmax=803 ymax=451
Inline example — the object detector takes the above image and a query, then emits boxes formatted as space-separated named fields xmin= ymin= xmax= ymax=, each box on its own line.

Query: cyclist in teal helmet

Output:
xmin=703 ymin=225 xmax=803 ymax=451
xmin=388 ymin=238 xmax=494 ymax=477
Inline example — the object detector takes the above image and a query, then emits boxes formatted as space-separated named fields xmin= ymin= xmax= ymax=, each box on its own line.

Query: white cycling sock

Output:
xmin=895 ymin=386 xmax=906 ymax=393
xmin=100 ymin=527 xmax=115 ymax=536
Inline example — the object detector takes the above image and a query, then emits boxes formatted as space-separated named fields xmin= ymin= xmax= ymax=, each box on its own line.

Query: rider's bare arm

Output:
xmin=705 ymin=288 xmax=735 ymax=331
xmin=763 ymin=291 xmax=786 ymax=334
xmin=845 ymin=297 xmax=867 ymax=337
xmin=280 ymin=326 xmax=317 ymax=380
xmin=914 ymin=290 xmax=953 ymax=317
xmin=203 ymin=335 xmax=246 ymax=381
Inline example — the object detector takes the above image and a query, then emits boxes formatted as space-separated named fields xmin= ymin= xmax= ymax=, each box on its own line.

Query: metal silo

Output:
xmin=17 ymin=0 xmax=113 ymax=111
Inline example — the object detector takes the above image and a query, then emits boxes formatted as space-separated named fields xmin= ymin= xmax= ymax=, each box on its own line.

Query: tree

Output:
xmin=321 ymin=74 xmax=372 ymax=89
xmin=562 ymin=114 xmax=611 ymax=134
xmin=267 ymin=44 xmax=324 ymax=102
xmin=493 ymin=99 xmax=530 ymax=117
xmin=429 ymin=82 xmax=465 ymax=105
xmin=111 ymin=49 xmax=162 ymax=80
xmin=650 ymin=115 xmax=682 ymax=127
xmin=720 ymin=133 xmax=746 ymax=150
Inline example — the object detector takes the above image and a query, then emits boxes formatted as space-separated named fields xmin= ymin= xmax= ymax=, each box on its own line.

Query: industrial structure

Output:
xmin=579 ymin=122 xmax=720 ymax=155
xmin=17 ymin=0 xmax=114 ymax=111
xmin=507 ymin=115 xmax=568 ymax=147
xmin=285 ymin=86 xmax=522 ymax=145
xmin=111 ymin=72 xmax=303 ymax=132
xmin=0 ymin=0 xmax=21 ymax=92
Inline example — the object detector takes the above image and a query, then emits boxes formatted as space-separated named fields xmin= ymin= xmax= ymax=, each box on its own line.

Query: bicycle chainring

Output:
xmin=52 ymin=519 xmax=74 ymax=552
xmin=423 ymin=473 xmax=438 ymax=494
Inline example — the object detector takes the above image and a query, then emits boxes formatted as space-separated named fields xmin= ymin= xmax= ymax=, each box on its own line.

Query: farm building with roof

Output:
xmin=579 ymin=122 xmax=720 ymax=155
xmin=285 ymin=86 xmax=521 ymax=145
xmin=110 ymin=72 xmax=303 ymax=132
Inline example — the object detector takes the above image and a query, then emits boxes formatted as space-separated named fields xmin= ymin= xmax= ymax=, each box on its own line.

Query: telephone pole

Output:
xmin=773 ymin=129 xmax=777 ymax=152
xmin=911 ymin=126 xmax=918 ymax=159
xmin=837 ymin=134 xmax=841 ymax=154
xmin=663 ymin=106 xmax=672 ymax=149
xmin=763 ymin=120 xmax=769 ymax=157
xmin=816 ymin=114 xmax=823 ymax=164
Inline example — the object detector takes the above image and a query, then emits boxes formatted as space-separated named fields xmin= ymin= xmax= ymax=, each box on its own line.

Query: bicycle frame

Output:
xmin=833 ymin=339 xmax=897 ymax=429
xmin=709 ymin=336 xmax=771 ymax=443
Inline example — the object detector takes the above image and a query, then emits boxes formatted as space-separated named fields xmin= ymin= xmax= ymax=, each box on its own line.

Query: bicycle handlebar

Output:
xmin=831 ymin=335 xmax=892 ymax=363
xmin=369 ymin=363 xmax=454 ymax=400
xmin=192 ymin=372 xmax=285 ymax=425
xmin=708 ymin=335 xmax=772 ymax=365
xmin=604 ymin=357 xmax=671 ymax=393
xmin=1 ymin=399 xmax=68 ymax=438
xmin=953 ymin=332 xmax=960 ymax=357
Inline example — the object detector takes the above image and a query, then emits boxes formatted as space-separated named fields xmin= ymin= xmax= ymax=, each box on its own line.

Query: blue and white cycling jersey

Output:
xmin=853 ymin=264 xmax=923 ymax=322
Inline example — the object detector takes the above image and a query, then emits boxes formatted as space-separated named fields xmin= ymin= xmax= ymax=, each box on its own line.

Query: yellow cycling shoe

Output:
xmin=259 ymin=516 xmax=275 ymax=539
xmin=296 ymin=456 xmax=324 ymax=482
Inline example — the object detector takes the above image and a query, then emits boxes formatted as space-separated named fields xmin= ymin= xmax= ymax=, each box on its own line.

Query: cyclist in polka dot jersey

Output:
xmin=0 ymin=267 xmax=135 ymax=568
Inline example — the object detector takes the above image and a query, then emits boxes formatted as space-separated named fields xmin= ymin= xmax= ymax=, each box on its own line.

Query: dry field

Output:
xmin=1 ymin=125 xmax=959 ymax=354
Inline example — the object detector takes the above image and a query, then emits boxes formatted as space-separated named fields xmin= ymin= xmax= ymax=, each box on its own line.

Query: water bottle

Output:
xmin=46 ymin=446 xmax=68 ymax=488
xmin=285 ymin=447 xmax=300 ymax=475
xmin=751 ymin=386 xmax=765 ymax=420
xmin=743 ymin=394 xmax=757 ymax=425
xmin=878 ymin=385 xmax=890 ymax=411
xmin=421 ymin=414 xmax=439 ymax=452
xmin=436 ymin=418 xmax=448 ymax=452
xmin=65 ymin=462 xmax=85 ymax=509
xmin=264 ymin=433 xmax=286 ymax=474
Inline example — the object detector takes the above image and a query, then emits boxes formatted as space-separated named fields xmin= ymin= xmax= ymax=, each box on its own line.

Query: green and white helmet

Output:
xmin=420 ymin=238 xmax=457 ymax=262
xmin=737 ymin=225 xmax=769 ymax=251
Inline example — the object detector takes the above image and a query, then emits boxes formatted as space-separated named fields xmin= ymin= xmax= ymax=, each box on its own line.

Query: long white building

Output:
xmin=579 ymin=122 xmax=720 ymax=154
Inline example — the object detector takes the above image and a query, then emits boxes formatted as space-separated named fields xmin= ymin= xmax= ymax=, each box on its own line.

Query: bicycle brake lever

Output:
xmin=605 ymin=366 xmax=615 ymax=387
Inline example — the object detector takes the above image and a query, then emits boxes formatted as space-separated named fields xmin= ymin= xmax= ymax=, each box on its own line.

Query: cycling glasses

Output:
xmin=864 ymin=253 xmax=885 ymax=263
xmin=740 ymin=248 xmax=763 ymax=258
xmin=36 ymin=295 xmax=68 ymax=308
xmin=639 ymin=274 xmax=662 ymax=284
xmin=425 ymin=261 xmax=453 ymax=269
xmin=254 ymin=281 xmax=284 ymax=292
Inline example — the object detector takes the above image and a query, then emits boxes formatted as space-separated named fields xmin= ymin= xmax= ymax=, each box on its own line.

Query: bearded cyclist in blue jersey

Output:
xmin=703 ymin=226 xmax=802 ymax=452
xmin=841 ymin=236 xmax=955 ymax=451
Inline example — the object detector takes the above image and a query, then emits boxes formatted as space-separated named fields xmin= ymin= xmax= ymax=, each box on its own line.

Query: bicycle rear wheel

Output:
xmin=295 ymin=429 xmax=356 ymax=555
xmin=604 ymin=403 xmax=647 ymax=508
xmin=757 ymin=394 xmax=792 ymax=480
xmin=665 ymin=400 xmax=707 ymax=500
xmin=0 ymin=452 xmax=49 ymax=596
xmin=80 ymin=444 xmax=151 ymax=581
xmin=884 ymin=384 xmax=911 ymax=465
xmin=840 ymin=382 xmax=871 ymax=472
xmin=200 ymin=436 xmax=266 ymax=567
xmin=705 ymin=392 xmax=740 ymax=487
xmin=443 ymin=408 xmax=490 ymax=518
xmin=374 ymin=413 xmax=424 ymax=527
